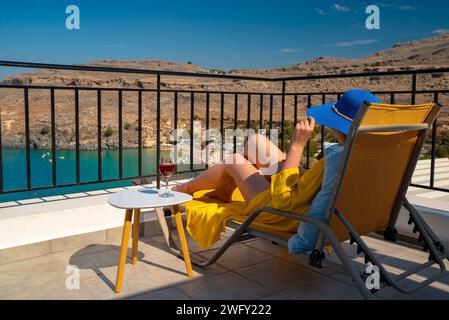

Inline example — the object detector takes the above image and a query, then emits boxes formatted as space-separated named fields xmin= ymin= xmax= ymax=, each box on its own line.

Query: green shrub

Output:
xmin=437 ymin=131 xmax=449 ymax=148
xmin=436 ymin=145 xmax=449 ymax=158
xmin=124 ymin=123 xmax=131 ymax=130
xmin=249 ymin=120 xmax=258 ymax=131
xmin=103 ymin=127 xmax=114 ymax=138
xmin=210 ymin=69 xmax=226 ymax=75
xmin=40 ymin=126 xmax=50 ymax=135
xmin=326 ymin=134 xmax=338 ymax=143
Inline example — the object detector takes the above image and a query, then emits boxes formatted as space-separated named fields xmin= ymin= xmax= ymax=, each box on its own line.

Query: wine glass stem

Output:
xmin=165 ymin=178 xmax=169 ymax=194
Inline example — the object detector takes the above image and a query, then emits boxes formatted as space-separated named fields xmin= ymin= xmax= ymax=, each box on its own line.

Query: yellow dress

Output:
xmin=184 ymin=159 xmax=325 ymax=250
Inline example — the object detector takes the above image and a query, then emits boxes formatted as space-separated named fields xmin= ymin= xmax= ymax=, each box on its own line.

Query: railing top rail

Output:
xmin=0 ymin=60 xmax=274 ymax=82
xmin=2 ymin=83 xmax=448 ymax=95
xmin=276 ymin=67 xmax=449 ymax=81
xmin=1 ymin=60 xmax=449 ymax=83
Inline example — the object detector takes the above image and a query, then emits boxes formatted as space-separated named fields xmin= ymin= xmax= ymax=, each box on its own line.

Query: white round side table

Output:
xmin=108 ymin=188 xmax=193 ymax=293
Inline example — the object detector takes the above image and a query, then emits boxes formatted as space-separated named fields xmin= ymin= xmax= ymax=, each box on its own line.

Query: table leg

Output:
xmin=155 ymin=207 xmax=205 ymax=267
xmin=115 ymin=208 xmax=133 ymax=293
xmin=155 ymin=207 xmax=180 ymax=251
xmin=131 ymin=209 xmax=141 ymax=265
xmin=173 ymin=205 xmax=193 ymax=277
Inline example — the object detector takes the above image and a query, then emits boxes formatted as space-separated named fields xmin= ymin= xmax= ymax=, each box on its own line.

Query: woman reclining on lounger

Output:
xmin=173 ymin=89 xmax=381 ymax=250
xmin=173 ymin=117 xmax=324 ymax=203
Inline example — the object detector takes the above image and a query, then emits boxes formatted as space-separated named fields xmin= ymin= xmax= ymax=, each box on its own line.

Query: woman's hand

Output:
xmin=281 ymin=117 xmax=316 ymax=171
xmin=291 ymin=117 xmax=315 ymax=147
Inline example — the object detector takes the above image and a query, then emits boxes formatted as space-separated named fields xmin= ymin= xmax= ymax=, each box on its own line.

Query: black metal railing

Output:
xmin=0 ymin=60 xmax=448 ymax=197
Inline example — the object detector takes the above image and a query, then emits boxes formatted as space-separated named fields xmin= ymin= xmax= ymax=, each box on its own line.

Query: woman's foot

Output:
xmin=172 ymin=183 xmax=192 ymax=194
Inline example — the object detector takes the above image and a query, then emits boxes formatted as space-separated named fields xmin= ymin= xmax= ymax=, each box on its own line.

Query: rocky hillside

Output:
xmin=0 ymin=33 xmax=448 ymax=150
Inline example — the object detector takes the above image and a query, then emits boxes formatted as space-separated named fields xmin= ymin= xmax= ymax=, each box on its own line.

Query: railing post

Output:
xmin=173 ymin=92 xmax=178 ymax=131
xmin=281 ymin=81 xmax=286 ymax=152
xmin=118 ymin=90 xmax=123 ymax=179
xmin=190 ymin=92 xmax=195 ymax=171
xmin=50 ymin=89 xmax=57 ymax=187
xmin=430 ymin=93 xmax=439 ymax=188
xmin=138 ymin=91 xmax=143 ymax=182
xmin=233 ymin=94 xmax=238 ymax=154
xmin=220 ymin=93 xmax=224 ymax=161
xmin=173 ymin=92 xmax=178 ymax=167
xmin=306 ymin=94 xmax=311 ymax=169
xmin=97 ymin=90 xmax=102 ymax=182
xmin=320 ymin=94 xmax=326 ymax=153
xmin=75 ymin=89 xmax=80 ymax=185
xmin=156 ymin=74 xmax=161 ymax=189
xmin=205 ymin=92 xmax=210 ymax=169
xmin=259 ymin=94 xmax=264 ymax=130
xmin=246 ymin=94 xmax=251 ymax=130
xmin=24 ymin=88 xmax=31 ymax=190
xmin=411 ymin=73 xmax=417 ymax=105
xmin=293 ymin=94 xmax=298 ymax=127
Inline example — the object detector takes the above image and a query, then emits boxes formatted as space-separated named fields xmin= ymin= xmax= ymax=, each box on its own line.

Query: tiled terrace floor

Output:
xmin=1 ymin=231 xmax=449 ymax=300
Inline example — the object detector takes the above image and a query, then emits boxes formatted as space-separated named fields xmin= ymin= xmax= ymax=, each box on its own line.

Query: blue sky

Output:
xmin=0 ymin=0 xmax=448 ymax=74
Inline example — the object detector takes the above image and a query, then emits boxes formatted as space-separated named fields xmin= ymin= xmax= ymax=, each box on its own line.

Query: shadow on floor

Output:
xmin=319 ymin=240 xmax=449 ymax=299
xmin=69 ymin=244 xmax=190 ymax=292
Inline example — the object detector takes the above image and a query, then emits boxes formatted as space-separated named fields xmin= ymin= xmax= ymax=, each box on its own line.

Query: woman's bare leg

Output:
xmin=223 ymin=154 xmax=270 ymax=204
xmin=173 ymin=163 xmax=228 ymax=194
xmin=173 ymin=154 xmax=269 ymax=204
xmin=203 ymin=134 xmax=284 ymax=200
xmin=173 ymin=134 xmax=281 ymax=202
xmin=204 ymin=177 xmax=236 ymax=203
xmin=245 ymin=133 xmax=286 ymax=176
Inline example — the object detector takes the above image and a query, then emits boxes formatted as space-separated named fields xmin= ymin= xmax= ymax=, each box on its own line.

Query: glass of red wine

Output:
xmin=159 ymin=155 xmax=176 ymax=198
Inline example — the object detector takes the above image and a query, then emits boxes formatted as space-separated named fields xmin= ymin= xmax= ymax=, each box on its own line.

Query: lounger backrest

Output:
xmin=330 ymin=103 xmax=439 ymax=241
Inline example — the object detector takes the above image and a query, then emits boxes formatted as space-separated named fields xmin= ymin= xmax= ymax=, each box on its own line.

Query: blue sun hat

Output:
xmin=306 ymin=89 xmax=381 ymax=135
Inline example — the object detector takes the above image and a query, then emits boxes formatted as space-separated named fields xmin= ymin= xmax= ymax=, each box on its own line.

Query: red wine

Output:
xmin=159 ymin=163 xmax=176 ymax=178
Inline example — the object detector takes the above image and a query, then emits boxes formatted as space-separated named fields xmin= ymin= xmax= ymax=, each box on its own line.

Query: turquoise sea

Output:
xmin=0 ymin=148 xmax=200 ymax=203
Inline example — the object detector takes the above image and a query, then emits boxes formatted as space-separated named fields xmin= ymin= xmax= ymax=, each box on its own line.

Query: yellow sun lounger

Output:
xmin=161 ymin=101 xmax=448 ymax=299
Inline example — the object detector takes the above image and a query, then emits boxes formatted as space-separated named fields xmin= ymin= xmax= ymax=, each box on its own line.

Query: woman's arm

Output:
xmin=281 ymin=117 xmax=315 ymax=171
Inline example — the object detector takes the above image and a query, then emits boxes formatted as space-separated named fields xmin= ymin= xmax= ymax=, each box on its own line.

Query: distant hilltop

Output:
xmin=230 ymin=32 xmax=449 ymax=78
